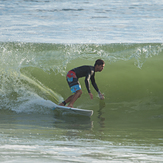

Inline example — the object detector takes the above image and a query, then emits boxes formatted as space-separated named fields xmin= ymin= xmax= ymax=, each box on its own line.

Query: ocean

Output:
xmin=0 ymin=0 xmax=163 ymax=162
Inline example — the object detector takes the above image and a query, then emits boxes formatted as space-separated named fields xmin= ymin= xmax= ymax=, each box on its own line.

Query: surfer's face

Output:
xmin=96 ymin=64 xmax=105 ymax=72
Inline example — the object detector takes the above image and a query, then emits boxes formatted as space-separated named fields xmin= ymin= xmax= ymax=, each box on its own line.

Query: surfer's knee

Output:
xmin=76 ymin=89 xmax=82 ymax=98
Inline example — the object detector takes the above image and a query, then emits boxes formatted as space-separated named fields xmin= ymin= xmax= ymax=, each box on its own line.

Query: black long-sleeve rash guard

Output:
xmin=71 ymin=65 xmax=99 ymax=93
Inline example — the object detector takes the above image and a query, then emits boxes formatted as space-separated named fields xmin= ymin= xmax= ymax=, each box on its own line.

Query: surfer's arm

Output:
xmin=91 ymin=75 xmax=105 ymax=99
xmin=90 ymin=74 xmax=99 ymax=93
xmin=85 ymin=73 xmax=104 ymax=99
xmin=85 ymin=74 xmax=94 ymax=99
xmin=85 ymin=73 xmax=91 ymax=93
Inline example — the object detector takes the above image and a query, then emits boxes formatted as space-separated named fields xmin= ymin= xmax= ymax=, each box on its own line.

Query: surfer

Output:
xmin=59 ymin=59 xmax=105 ymax=107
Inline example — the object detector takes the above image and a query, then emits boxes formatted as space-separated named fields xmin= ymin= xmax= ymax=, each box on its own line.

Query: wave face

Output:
xmin=0 ymin=42 xmax=163 ymax=116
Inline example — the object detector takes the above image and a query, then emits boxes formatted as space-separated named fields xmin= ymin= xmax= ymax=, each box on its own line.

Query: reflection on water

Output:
xmin=53 ymin=114 xmax=93 ymax=130
xmin=97 ymin=99 xmax=106 ymax=129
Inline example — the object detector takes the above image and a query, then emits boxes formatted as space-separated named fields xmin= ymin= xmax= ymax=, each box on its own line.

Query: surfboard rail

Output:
xmin=53 ymin=105 xmax=93 ymax=117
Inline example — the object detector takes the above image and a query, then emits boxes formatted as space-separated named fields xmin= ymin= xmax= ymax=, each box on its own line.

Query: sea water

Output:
xmin=0 ymin=0 xmax=163 ymax=163
xmin=1 ymin=0 xmax=163 ymax=43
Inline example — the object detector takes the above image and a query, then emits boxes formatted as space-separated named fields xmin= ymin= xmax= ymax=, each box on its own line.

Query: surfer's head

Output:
xmin=94 ymin=59 xmax=105 ymax=72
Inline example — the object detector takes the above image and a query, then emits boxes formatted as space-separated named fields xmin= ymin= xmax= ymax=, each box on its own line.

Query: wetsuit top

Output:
xmin=71 ymin=65 xmax=100 ymax=93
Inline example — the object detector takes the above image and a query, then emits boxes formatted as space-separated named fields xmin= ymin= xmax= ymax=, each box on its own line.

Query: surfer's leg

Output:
xmin=59 ymin=71 xmax=77 ymax=106
xmin=59 ymin=95 xmax=74 ymax=106
xmin=67 ymin=89 xmax=82 ymax=107
xmin=59 ymin=102 xmax=65 ymax=106
xmin=64 ymin=95 xmax=74 ymax=104
xmin=60 ymin=72 xmax=81 ymax=106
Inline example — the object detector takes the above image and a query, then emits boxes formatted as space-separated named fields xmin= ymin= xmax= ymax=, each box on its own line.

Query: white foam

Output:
xmin=12 ymin=95 xmax=58 ymax=114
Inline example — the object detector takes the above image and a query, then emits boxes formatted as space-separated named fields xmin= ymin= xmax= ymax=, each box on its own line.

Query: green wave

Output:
xmin=0 ymin=42 xmax=163 ymax=115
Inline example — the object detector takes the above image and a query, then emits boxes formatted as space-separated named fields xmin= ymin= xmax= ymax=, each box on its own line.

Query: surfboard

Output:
xmin=53 ymin=105 xmax=93 ymax=117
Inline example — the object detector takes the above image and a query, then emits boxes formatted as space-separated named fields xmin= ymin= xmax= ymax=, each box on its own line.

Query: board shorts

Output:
xmin=66 ymin=70 xmax=81 ymax=93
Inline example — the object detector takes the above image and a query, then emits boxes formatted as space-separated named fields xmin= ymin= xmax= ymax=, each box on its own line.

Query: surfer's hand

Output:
xmin=89 ymin=93 xmax=93 ymax=99
xmin=99 ymin=93 xmax=105 ymax=100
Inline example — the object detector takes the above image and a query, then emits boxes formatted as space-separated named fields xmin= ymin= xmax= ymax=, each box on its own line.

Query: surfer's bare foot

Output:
xmin=67 ymin=104 xmax=73 ymax=108
xmin=59 ymin=103 xmax=64 ymax=106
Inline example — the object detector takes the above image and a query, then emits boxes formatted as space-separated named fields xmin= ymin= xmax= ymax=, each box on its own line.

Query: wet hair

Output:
xmin=94 ymin=59 xmax=105 ymax=67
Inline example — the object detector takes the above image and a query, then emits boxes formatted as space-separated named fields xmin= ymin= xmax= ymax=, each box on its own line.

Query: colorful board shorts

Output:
xmin=66 ymin=71 xmax=81 ymax=93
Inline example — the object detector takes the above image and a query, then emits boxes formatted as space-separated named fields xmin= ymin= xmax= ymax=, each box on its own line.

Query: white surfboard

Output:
xmin=53 ymin=105 xmax=93 ymax=117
